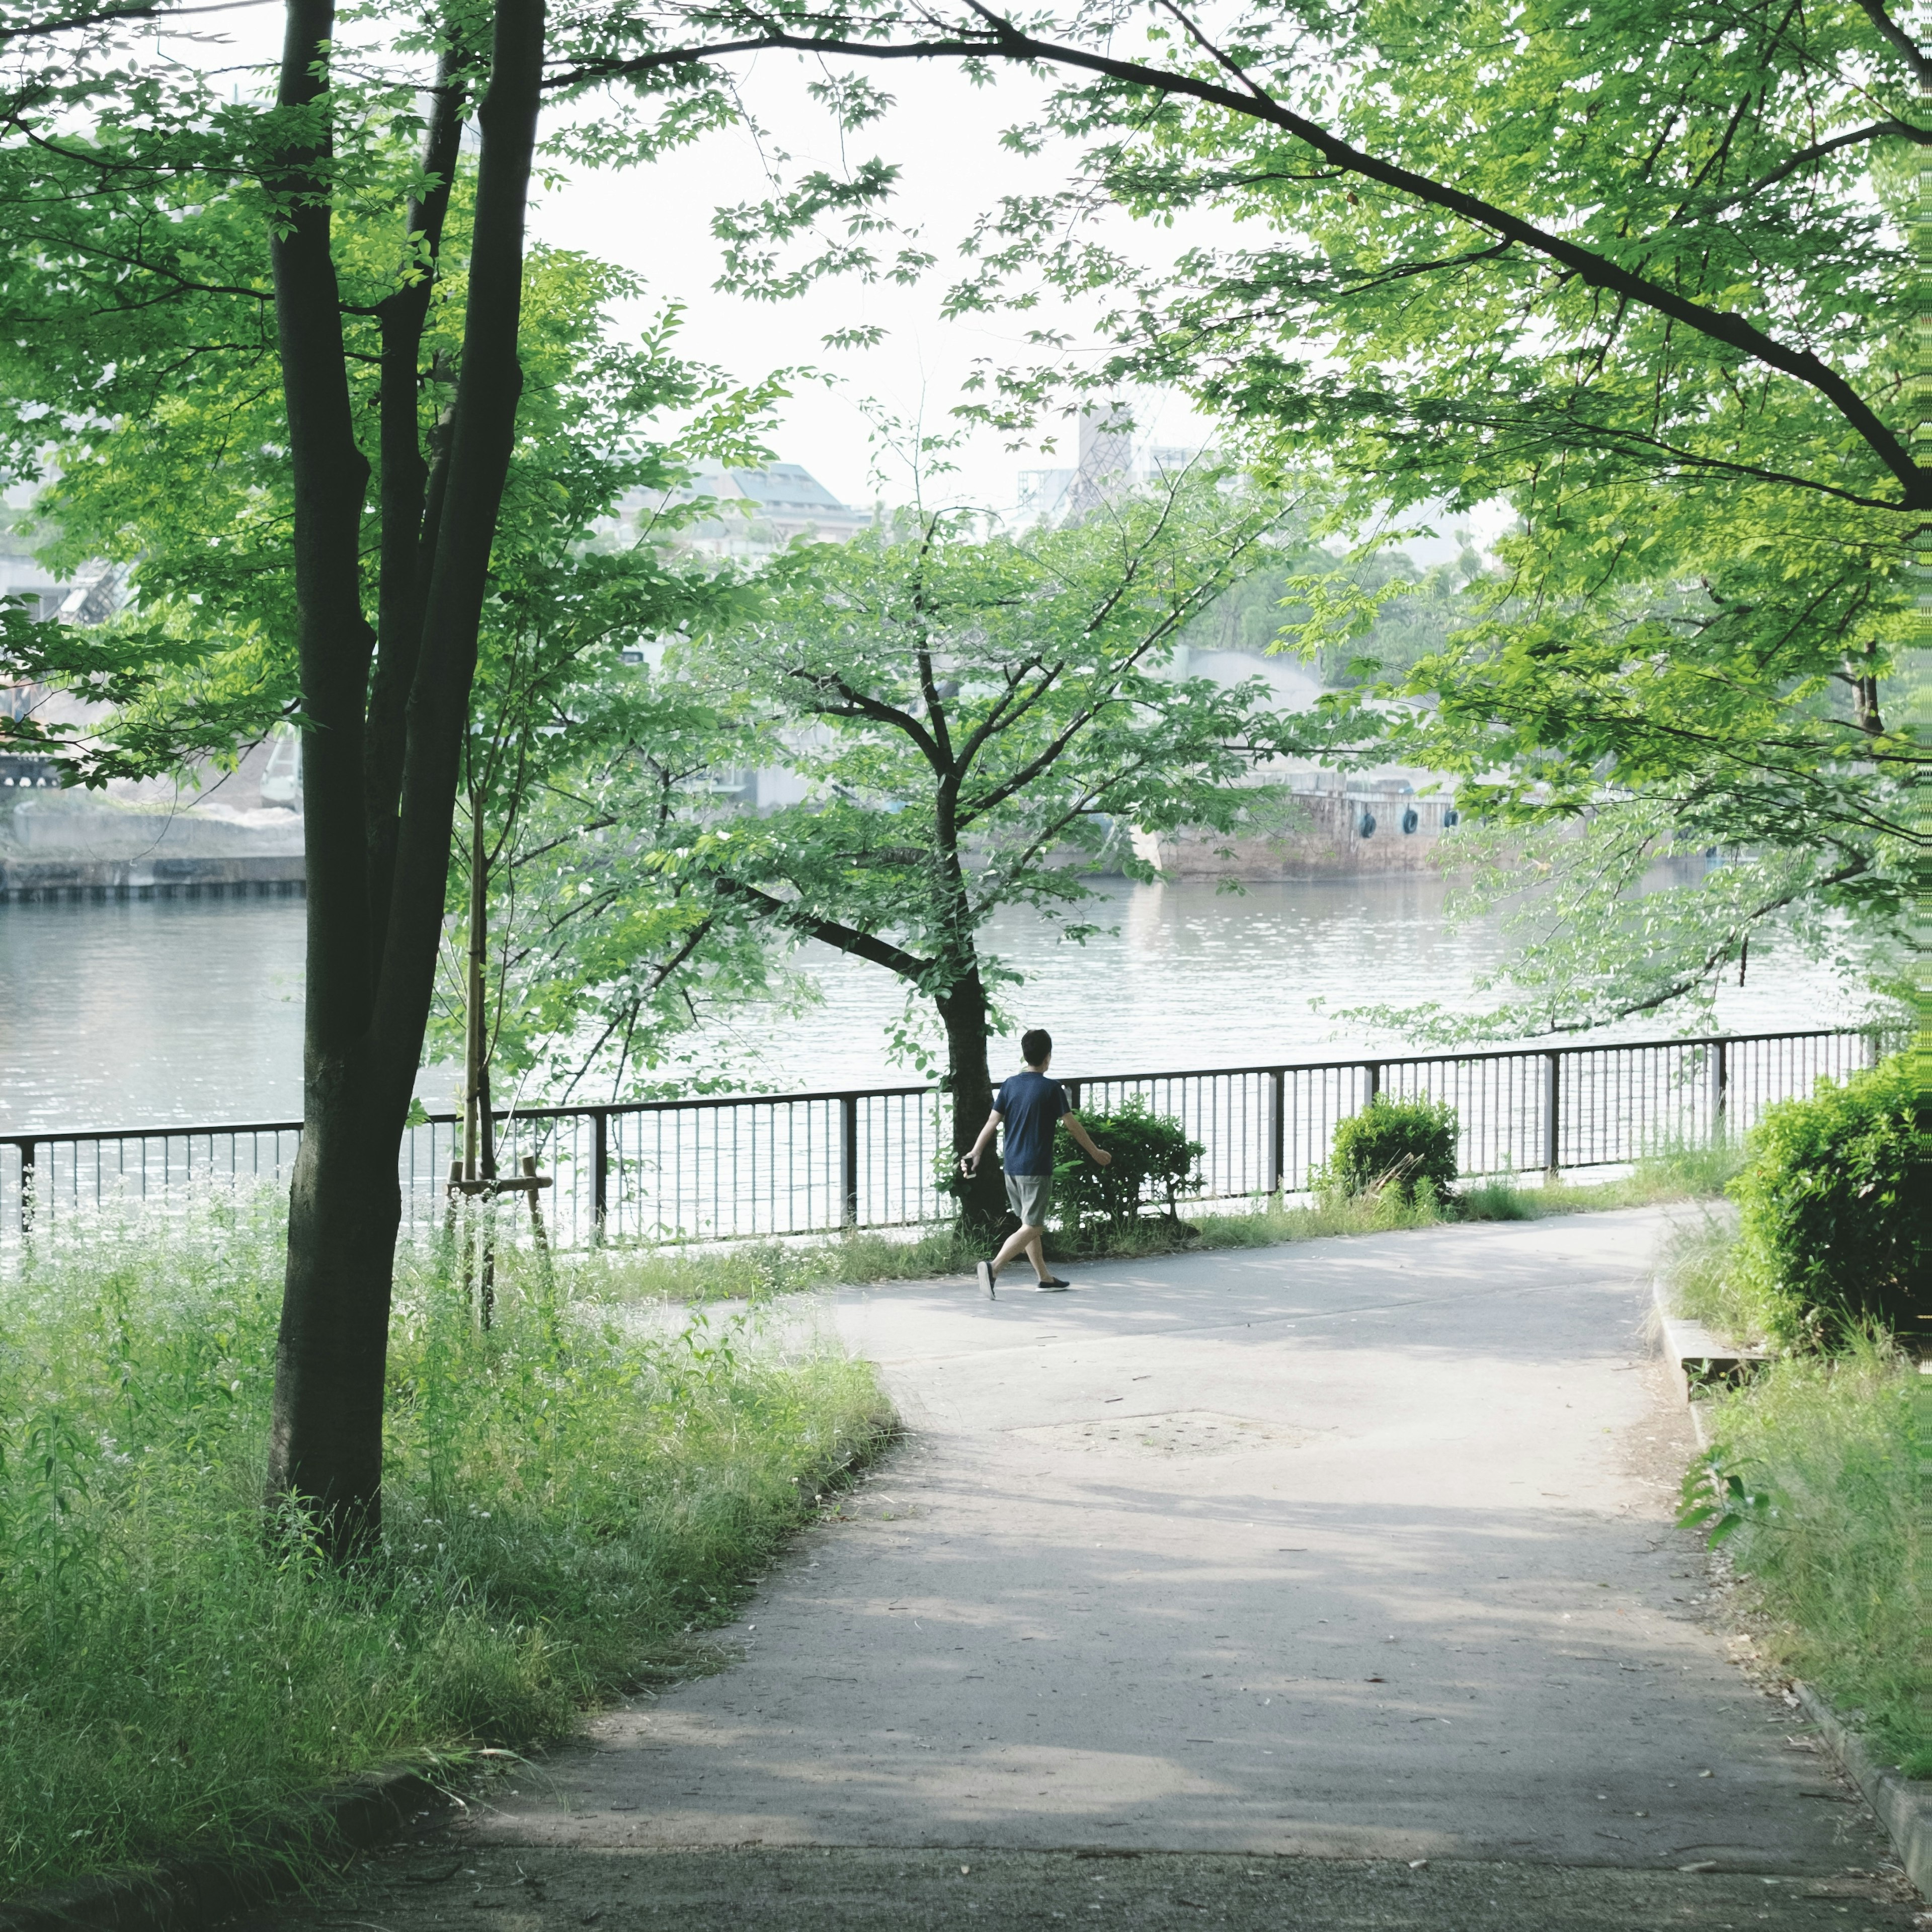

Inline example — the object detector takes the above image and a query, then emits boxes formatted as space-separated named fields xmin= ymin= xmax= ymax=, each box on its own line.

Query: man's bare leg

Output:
xmin=989 ymin=1223 xmax=1052 ymax=1284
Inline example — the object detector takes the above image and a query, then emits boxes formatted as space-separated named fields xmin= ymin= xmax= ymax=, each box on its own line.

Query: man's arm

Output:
xmin=1061 ymin=1112 xmax=1114 ymax=1167
xmin=960 ymin=1107 xmax=1003 ymax=1175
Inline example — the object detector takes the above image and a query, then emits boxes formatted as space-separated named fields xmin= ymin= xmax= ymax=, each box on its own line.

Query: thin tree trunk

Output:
xmin=463 ymin=800 xmax=494 ymax=1184
xmin=937 ymin=969 xmax=1005 ymax=1239
xmin=465 ymin=802 xmax=500 ymax=1325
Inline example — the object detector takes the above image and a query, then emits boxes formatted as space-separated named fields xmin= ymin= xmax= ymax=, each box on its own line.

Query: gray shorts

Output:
xmin=1004 ymin=1171 xmax=1052 ymax=1229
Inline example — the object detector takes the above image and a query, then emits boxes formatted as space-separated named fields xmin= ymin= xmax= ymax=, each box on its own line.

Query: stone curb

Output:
xmin=1794 ymin=1682 xmax=1930 ymax=1900
xmin=0 ymin=1766 xmax=446 ymax=1931
xmin=1648 ymin=1276 xmax=1770 ymax=1450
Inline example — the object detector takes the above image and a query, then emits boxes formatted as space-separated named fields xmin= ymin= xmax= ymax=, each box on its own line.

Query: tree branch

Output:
xmin=714 ymin=875 xmax=932 ymax=980
xmin=787 ymin=664 xmax=944 ymax=767
xmin=1853 ymin=0 xmax=1929 ymax=85
xmin=365 ymin=43 xmax=467 ymax=984
xmin=269 ymin=0 xmax=379 ymax=1058
xmin=555 ymin=17 xmax=1922 ymax=503
xmin=0 ymin=0 xmax=268 ymax=43
xmin=1710 ymin=119 xmax=1924 ymax=212
xmin=1533 ymin=853 xmax=1872 ymax=1032
xmin=372 ymin=0 xmax=544 ymax=1092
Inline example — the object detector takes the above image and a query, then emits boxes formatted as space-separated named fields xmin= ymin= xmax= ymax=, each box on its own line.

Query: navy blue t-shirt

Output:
xmin=995 ymin=1070 xmax=1070 ymax=1176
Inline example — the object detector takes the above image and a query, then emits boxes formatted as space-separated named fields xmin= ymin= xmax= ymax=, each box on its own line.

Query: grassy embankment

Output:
xmin=0 ymin=1190 xmax=891 ymax=1896
xmin=569 ymin=1139 xmax=1745 ymax=1305
xmin=1662 ymin=1221 xmax=1922 ymax=1778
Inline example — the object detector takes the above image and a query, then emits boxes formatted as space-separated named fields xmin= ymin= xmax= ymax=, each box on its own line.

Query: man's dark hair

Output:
xmin=1020 ymin=1028 xmax=1053 ymax=1068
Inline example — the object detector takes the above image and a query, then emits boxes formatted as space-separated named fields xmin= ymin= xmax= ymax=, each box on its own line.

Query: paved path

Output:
xmin=247 ymin=1210 xmax=1913 ymax=1929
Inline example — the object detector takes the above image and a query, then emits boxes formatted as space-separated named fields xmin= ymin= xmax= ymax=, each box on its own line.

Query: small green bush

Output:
xmin=1052 ymin=1096 xmax=1204 ymax=1236
xmin=1728 ymin=1055 xmax=1917 ymax=1350
xmin=1327 ymin=1093 xmax=1459 ymax=1203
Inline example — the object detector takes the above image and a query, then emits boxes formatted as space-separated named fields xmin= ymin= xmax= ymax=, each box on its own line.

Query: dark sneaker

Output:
xmin=1035 ymin=1276 xmax=1072 ymax=1292
xmin=978 ymin=1260 xmax=996 ymax=1299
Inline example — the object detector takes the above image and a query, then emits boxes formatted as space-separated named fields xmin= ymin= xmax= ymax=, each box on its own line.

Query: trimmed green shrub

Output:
xmin=1327 ymin=1093 xmax=1459 ymax=1203
xmin=1728 ymin=1054 xmax=1918 ymax=1350
xmin=1053 ymin=1096 xmax=1204 ymax=1236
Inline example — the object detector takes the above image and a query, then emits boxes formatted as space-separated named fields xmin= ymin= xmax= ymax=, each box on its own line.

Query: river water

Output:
xmin=0 ymin=876 xmax=1858 ymax=1133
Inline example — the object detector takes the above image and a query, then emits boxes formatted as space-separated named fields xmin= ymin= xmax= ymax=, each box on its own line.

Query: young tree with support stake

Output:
xmin=428 ymin=591 xmax=785 ymax=1210
xmin=683 ymin=471 xmax=1320 ymax=1237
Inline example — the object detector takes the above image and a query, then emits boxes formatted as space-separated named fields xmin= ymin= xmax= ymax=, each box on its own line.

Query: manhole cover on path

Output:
xmin=1012 ymin=1408 xmax=1316 ymax=1455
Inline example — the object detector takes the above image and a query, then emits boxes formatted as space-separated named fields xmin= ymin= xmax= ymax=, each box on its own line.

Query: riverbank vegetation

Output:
xmin=0 ymin=1191 xmax=890 ymax=1894
xmin=0 ymin=0 xmax=1907 ymax=1604
xmin=1665 ymin=1058 xmax=1921 ymax=1774
xmin=1665 ymin=1060 xmax=1916 ymax=1351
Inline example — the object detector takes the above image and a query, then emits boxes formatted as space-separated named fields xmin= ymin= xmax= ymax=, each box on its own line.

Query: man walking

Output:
xmin=960 ymin=1028 xmax=1112 ymax=1296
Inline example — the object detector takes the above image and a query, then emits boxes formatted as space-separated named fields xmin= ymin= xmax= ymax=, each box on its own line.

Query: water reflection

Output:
xmin=0 ymin=877 xmax=1858 ymax=1132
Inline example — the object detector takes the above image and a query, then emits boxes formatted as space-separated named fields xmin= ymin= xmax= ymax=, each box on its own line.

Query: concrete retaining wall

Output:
xmin=0 ymin=854 xmax=306 ymax=904
xmin=1132 ymin=788 xmax=1460 ymax=879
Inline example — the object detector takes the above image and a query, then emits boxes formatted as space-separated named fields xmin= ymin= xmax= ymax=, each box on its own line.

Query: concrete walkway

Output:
xmin=249 ymin=1210 xmax=1912 ymax=1929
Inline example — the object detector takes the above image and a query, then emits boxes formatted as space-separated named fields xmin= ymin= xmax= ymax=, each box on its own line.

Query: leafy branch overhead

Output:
xmin=526 ymin=0 xmax=1922 ymax=1028
xmin=541 ymin=0 xmax=1918 ymax=495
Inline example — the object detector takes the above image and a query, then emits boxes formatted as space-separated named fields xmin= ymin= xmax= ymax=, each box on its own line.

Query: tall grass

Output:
xmin=1456 ymin=1137 xmax=1749 ymax=1225
xmin=1698 ymin=1339 xmax=1923 ymax=1776
xmin=1658 ymin=1209 xmax=1773 ymax=1343
xmin=572 ymin=1221 xmax=985 ymax=1303
xmin=0 ymin=1187 xmax=890 ymax=1895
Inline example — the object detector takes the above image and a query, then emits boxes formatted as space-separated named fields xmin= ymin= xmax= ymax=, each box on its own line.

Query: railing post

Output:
xmin=1710 ymin=1039 xmax=1729 ymax=1141
xmin=1265 ymin=1069 xmax=1284 ymax=1196
xmin=15 ymin=1139 xmax=33 ymax=1238
xmin=592 ymin=1108 xmax=609 ymax=1244
xmin=1364 ymin=1061 xmax=1382 ymax=1103
xmin=1542 ymin=1051 xmax=1561 ymax=1178
xmin=840 ymin=1093 xmax=860 ymax=1229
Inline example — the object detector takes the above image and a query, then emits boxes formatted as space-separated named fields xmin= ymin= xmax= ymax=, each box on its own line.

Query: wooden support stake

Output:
xmin=522 ymin=1154 xmax=550 ymax=1252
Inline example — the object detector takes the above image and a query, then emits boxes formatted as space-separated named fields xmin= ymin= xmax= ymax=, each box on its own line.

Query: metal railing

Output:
xmin=0 ymin=1026 xmax=1893 ymax=1260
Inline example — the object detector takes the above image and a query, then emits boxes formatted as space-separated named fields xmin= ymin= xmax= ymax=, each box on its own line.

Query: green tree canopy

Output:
xmin=548 ymin=0 xmax=1922 ymax=1032
xmin=432 ymin=655 xmax=787 ymax=1112
xmin=678 ymin=471 xmax=1322 ymax=1231
xmin=0 ymin=0 xmax=792 ymax=1545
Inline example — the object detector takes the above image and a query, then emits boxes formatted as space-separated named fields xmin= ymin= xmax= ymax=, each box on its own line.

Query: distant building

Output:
xmin=614 ymin=459 xmax=874 ymax=563
xmin=1015 ymin=466 xmax=1076 ymax=524
xmin=1015 ymin=409 xmax=1205 ymax=528
xmin=1 ymin=516 xmax=127 ymax=726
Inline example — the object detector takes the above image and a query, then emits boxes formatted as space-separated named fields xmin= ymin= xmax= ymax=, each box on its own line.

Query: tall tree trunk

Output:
xmin=937 ymin=969 xmax=1005 ymax=1240
xmin=265 ymin=0 xmax=546 ymax=1559
xmin=263 ymin=0 xmax=392 ymax=1555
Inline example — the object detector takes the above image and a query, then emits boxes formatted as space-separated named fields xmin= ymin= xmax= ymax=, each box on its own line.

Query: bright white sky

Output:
xmin=163 ymin=8 xmax=1494 ymax=551
xmin=170 ymin=10 xmax=1219 ymax=514
xmin=534 ymin=53 xmax=1212 ymax=517
xmin=536 ymin=56 xmax=1507 ymax=554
